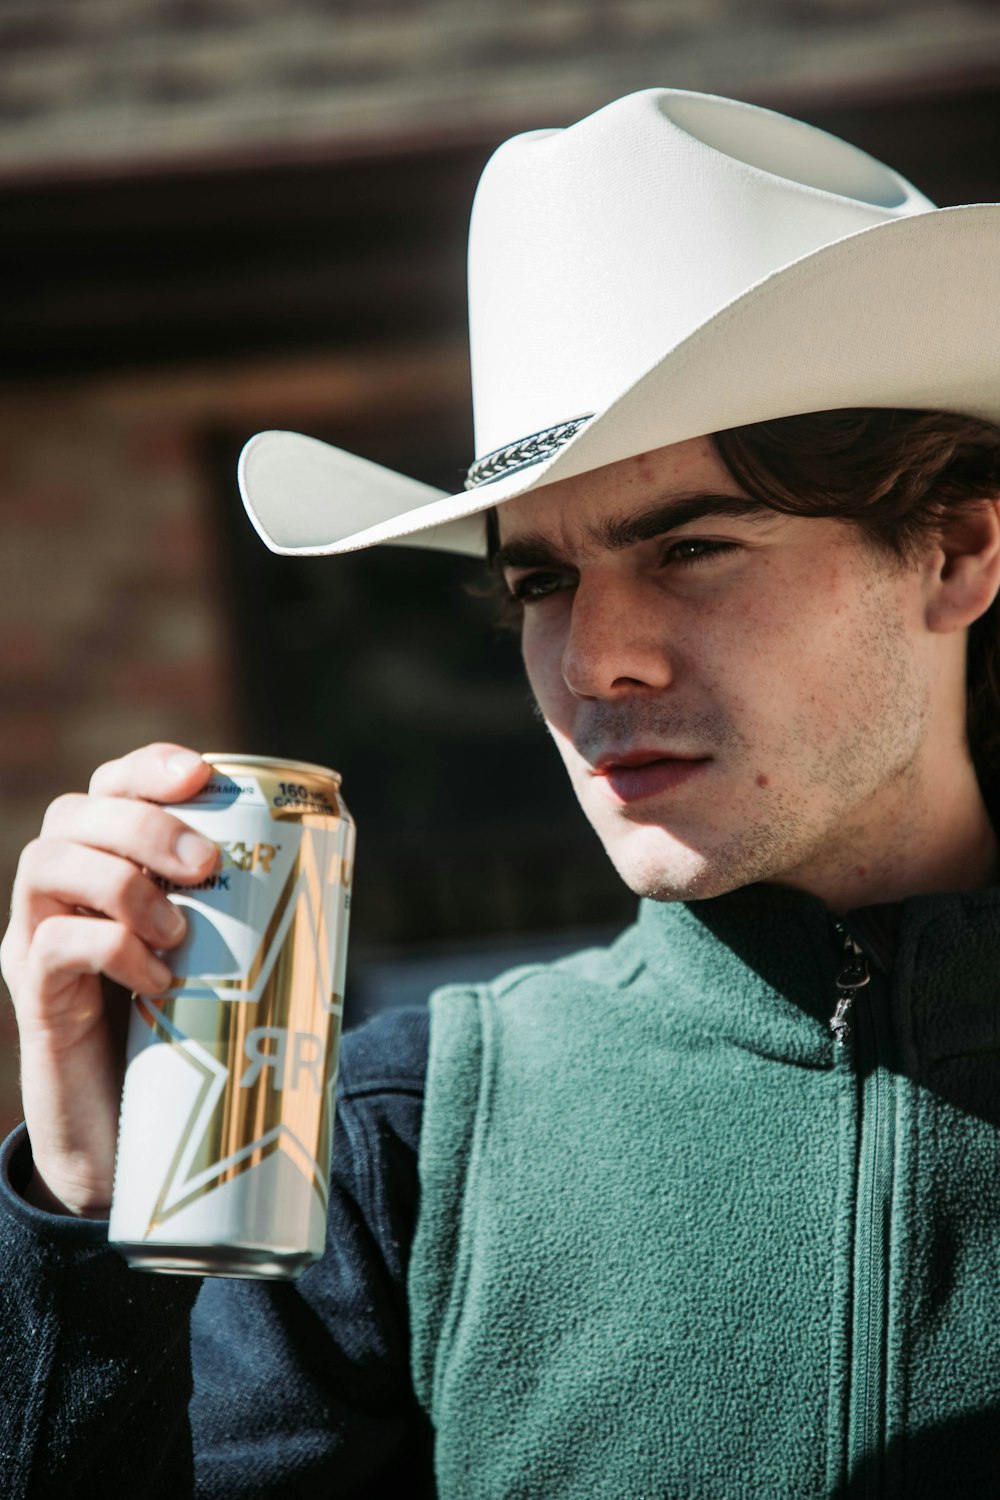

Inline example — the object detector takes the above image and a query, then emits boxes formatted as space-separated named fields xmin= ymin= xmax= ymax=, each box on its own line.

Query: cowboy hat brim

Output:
xmin=239 ymin=203 xmax=1000 ymax=560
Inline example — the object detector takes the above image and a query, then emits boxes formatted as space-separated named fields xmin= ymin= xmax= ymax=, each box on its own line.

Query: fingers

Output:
xmin=20 ymin=916 xmax=171 ymax=1031
xmin=39 ymin=793 xmax=217 ymax=884
xmin=14 ymin=839 xmax=189 ymax=952
xmin=88 ymin=742 xmax=211 ymax=802
xmin=2 ymin=746 xmax=216 ymax=1002
xmin=2 ymin=745 xmax=212 ymax=1215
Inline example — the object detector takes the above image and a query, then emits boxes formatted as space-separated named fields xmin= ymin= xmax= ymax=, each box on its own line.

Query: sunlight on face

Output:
xmin=497 ymin=436 xmax=934 ymax=904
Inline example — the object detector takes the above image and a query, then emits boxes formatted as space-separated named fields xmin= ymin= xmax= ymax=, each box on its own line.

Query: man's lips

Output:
xmin=589 ymin=751 xmax=711 ymax=804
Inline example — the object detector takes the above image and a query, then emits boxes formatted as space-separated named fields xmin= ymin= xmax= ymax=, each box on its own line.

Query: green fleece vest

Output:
xmin=409 ymin=886 xmax=1000 ymax=1499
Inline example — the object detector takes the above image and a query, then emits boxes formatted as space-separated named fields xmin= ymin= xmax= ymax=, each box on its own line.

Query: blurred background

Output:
xmin=3 ymin=0 xmax=1000 ymax=1134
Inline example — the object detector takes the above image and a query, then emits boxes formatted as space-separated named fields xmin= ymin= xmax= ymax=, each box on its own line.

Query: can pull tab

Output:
xmin=829 ymin=927 xmax=871 ymax=1047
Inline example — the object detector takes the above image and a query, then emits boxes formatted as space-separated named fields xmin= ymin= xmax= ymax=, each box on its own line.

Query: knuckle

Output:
xmin=41 ymin=792 xmax=85 ymax=833
xmin=10 ymin=838 xmax=48 ymax=908
xmin=88 ymin=757 xmax=122 ymax=795
xmin=14 ymin=836 xmax=87 ymax=908
xmin=30 ymin=914 xmax=72 ymax=963
xmin=11 ymin=838 xmax=63 ymax=910
xmin=15 ymin=836 xmax=46 ymax=877
xmin=0 ymin=930 xmax=17 ymax=986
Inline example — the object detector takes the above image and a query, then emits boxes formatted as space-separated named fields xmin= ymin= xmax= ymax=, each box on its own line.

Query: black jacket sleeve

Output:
xmin=0 ymin=1007 xmax=433 ymax=1499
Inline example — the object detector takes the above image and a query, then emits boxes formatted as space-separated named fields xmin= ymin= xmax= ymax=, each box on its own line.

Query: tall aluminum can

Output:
xmin=108 ymin=754 xmax=355 ymax=1279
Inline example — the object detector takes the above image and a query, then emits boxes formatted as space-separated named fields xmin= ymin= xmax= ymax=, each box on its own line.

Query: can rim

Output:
xmin=201 ymin=753 xmax=342 ymax=787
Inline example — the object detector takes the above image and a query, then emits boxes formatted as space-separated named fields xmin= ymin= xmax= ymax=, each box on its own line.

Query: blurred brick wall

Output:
xmin=0 ymin=344 xmax=470 ymax=1138
xmin=0 ymin=384 xmax=239 ymax=1137
xmin=1 ymin=0 xmax=1000 ymax=177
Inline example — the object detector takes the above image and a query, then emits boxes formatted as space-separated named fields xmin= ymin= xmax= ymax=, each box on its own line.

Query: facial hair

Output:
xmin=547 ymin=588 xmax=929 ymax=904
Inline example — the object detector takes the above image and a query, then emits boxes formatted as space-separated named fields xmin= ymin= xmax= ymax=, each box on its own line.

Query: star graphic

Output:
xmin=133 ymin=843 xmax=347 ymax=1236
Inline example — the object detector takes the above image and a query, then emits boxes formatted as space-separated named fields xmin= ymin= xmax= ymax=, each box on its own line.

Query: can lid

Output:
xmin=201 ymin=753 xmax=342 ymax=786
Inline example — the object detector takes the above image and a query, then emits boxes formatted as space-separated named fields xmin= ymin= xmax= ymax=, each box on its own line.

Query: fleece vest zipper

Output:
xmin=836 ymin=920 xmax=896 ymax=1498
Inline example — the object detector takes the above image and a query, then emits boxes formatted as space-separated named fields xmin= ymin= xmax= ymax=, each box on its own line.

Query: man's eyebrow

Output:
xmin=600 ymin=493 xmax=774 ymax=550
xmin=493 ymin=492 xmax=774 ymax=570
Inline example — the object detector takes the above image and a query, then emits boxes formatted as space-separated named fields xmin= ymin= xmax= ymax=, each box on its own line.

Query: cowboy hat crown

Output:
xmin=239 ymin=87 xmax=1000 ymax=559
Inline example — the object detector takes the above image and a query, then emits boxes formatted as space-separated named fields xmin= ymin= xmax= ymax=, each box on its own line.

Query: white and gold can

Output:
xmin=108 ymin=754 xmax=355 ymax=1279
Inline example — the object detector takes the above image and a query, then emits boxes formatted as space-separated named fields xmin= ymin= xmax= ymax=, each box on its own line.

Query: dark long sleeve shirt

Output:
xmin=0 ymin=1007 xmax=433 ymax=1499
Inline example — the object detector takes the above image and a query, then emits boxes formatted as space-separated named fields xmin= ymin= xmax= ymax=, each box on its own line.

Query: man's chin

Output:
xmin=616 ymin=863 xmax=751 ymax=904
xmin=598 ymin=821 xmax=794 ymax=904
xmin=604 ymin=839 xmax=740 ymax=904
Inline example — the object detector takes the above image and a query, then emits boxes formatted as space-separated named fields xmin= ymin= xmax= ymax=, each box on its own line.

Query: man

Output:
xmin=3 ymin=89 xmax=1000 ymax=1497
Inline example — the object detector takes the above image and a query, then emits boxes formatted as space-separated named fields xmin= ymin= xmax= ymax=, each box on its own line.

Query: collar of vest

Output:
xmin=629 ymin=883 xmax=1000 ymax=1068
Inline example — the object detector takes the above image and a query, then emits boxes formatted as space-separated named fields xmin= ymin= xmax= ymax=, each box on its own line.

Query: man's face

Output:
xmin=495 ymin=435 xmax=936 ymax=904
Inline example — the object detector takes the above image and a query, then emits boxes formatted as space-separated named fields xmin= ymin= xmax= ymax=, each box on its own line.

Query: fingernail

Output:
xmin=165 ymin=750 xmax=204 ymax=780
xmin=153 ymin=901 xmax=186 ymax=943
xmin=175 ymin=831 xmax=215 ymax=870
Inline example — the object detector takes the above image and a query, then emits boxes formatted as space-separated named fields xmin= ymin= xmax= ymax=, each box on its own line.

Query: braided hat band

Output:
xmin=464 ymin=414 xmax=594 ymax=490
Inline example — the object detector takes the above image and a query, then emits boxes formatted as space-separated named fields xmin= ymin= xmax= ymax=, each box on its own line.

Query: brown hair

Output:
xmin=713 ymin=409 xmax=1000 ymax=783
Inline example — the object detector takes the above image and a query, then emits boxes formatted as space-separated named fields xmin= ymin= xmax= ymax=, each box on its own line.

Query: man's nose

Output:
xmin=560 ymin=573 xmax=675 ymax=699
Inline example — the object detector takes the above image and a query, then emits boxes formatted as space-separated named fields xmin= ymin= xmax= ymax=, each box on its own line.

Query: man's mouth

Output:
xmin=589 ymin=750 xmax=711 ymax=804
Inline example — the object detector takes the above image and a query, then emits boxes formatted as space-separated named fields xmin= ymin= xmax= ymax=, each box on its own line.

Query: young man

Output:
xmin=3 ymin=90 xmax=1000 ymax=1498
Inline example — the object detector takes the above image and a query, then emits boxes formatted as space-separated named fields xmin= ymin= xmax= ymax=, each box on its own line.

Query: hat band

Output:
xmin=464 ymin=414 xmax=593 ymax=490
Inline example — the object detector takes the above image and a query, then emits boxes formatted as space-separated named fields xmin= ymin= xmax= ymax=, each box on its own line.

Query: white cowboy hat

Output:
xmin=238 ymin=87 xmax=1000 ymax=560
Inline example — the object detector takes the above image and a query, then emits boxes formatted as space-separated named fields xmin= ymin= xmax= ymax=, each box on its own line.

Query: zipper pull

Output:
xmin=829 ymin=925 xmax=871 ymax=1046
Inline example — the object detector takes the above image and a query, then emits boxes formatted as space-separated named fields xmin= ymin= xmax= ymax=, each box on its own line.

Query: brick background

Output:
xmin=0 ymin=345 xmax=473 ymax=1138
xmin=0 ymin=0 xmax=999 ymax=176
xmin=0 ymin=380 xmax=238 ymax=1136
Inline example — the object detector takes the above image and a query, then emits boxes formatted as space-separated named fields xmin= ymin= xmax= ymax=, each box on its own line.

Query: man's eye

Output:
xmin=506 ymin=571 xmax=572 ymax=604
xmin=663 ymin=538 xmax=740 ymax=567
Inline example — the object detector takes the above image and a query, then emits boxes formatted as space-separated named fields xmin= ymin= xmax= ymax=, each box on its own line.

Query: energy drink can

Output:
xmin=108 ymin=754 xmax=355 ymax=1280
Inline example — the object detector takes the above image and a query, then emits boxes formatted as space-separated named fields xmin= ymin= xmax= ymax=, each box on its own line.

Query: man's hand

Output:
xmin=0 ymin=744 xmax=218 ymax=1217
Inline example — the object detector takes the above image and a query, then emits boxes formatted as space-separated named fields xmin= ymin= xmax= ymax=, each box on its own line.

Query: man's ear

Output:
xmin=924 ymin=499 xmax=1000 ymax=634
